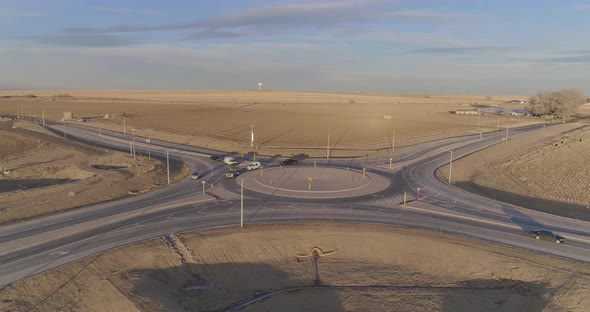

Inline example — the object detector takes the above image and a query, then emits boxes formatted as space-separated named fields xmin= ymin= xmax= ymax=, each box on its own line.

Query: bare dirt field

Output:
xmin=1 ymin=222 xmax=588 ymax=311
xmin=439 ymin=122 xmax=590 ymax=220
xmin=0 ymin=122 xmax=189 ymax=224
xmin=0 ymin=90 xmax=537 ymax=157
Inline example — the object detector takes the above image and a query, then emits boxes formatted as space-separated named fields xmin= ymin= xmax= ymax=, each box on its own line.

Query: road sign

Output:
xmin=308 ymin=177 xmax=313 ymax=182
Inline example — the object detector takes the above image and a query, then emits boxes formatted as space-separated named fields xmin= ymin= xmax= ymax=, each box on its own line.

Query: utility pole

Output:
xmin=240 ymin=178 xmax=244 ymax=228
xmin=327 ymin=134 xmax=330 ymax=159
xmin=123 ymin=116 xmax=126 ymax=134
xmin=392 ymin=130 xmax=395 ymax=153
xmin=496 ymin=118 xmax=499 ymax=133
xmin=63 ymin=119 xmax=67 ymax=141
xmin=250 ymin=125 xmax=254 ymax=149
xmin=505 ymin=127 xmax=509 ymax=142
xmin=448 ymin=150 xmax=453 ymax=184
xmin=42 ymin=110 xmax=45 ymax=126
xmin=147 ymin=139 xmax=151 ymax=160
xmin=166 ymin=149 xmax=170 ymax=185
xmin=132 ymin=133 xmax=136 ymax=159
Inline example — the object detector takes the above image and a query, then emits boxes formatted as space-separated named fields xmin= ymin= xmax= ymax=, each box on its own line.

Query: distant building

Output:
xmin=454 ymin=110 xmax=480 ymax=115
xmin=507 ymin=100 xmax=526 ymax=104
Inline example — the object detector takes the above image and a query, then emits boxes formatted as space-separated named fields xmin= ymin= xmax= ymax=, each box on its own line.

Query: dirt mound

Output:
xmin=1 ymin=222 xmax=588 ymax=311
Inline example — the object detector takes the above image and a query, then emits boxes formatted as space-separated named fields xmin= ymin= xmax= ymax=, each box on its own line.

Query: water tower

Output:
xmin=258 ymin=82 xmax=263 ymax=91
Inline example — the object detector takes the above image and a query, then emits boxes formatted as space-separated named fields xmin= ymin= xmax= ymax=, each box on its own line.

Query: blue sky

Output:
xmin=1 ymin=0 xmax=589 ymax=95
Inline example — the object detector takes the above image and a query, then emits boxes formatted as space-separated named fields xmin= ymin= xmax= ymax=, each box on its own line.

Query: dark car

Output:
xmin=280 ymin=159 xmax=298 ymax=166
xmin=531 ymin=230 xmax=566 ymax=244
xmin=210 ymin=155 xmax=223 ymax=161
xmin=225 ymin=169 xmax=240 ymax=179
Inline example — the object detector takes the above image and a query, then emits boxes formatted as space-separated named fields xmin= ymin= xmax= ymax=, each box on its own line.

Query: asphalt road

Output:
xmin=0 ymin=121 xmax=589 ymax=287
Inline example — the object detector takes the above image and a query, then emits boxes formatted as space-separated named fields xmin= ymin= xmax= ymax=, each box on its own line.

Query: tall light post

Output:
xmin=202 ymin=181 xmax=205 ymax=195
xmin=505 ymin=127 xmax=509 ymax=142
xmin=327 ymin=134 xmax=330 ymax=159
xmin=166 ymin=149 xmax=170 ymax=185
xmin=448 ymin=150 xmax=453 ymax=184
xmin=63 ymin=119 xmax=67 ymax=141
xmin=250 ymin=125 xmax=254 ymax=149
xmin=131 ymin=128 xmax=136 ymax=159
xmin=392 ymin=130 xmax=395 ymax=153
xmin=240 ymin=178 xmax=244 ymax=228
xmin=42 ymin=110 xmax=45 ymax=127
xmin=123 ymin=116 xmax=126 ymax=134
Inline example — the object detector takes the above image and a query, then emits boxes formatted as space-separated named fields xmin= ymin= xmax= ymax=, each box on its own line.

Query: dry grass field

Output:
xmin=0 ymin=90 xmax=535 ymax=157
xmin=440 ymin=122 xmax=590 ymax=219
xmin=0 ymin=122 xmax=188 ymax=224
xmin=1 ymin=222 xmax=588 ymax=311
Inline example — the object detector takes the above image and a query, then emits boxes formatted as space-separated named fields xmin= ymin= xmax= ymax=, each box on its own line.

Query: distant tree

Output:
xmin=526 ymin=89 xmax=585 ymax=120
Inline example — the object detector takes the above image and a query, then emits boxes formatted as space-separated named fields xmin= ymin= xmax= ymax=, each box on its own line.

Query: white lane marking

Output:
xmin=401 ymin=204 xmax=590 ymax=244
xmin=0 ymin=198 xmax=215 ymax=257
xmin=48 ymin=251 xmax=69 ymax=256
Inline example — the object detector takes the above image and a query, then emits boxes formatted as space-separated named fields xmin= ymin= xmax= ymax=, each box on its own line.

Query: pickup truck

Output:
xmin=224 ymin=157 xmax=238 ymax=166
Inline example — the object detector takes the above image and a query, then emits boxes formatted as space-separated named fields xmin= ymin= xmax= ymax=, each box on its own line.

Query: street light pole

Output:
xmin=392 ymin=130 xmax=395 ymax=153
xmin=42 ymin=110 xmax=45 ymax=127
xmin=505 ymin=127 xmax=509 ymax=142
xmin=166 ymin=149 xmax=170 ymax=185
xmin=448 ymin=150 xmax=453 ymax=184
xmin=240 ymin=178 xmax=244 ymax=228
xmin=327 ymin=134 xmax=330 ymax=159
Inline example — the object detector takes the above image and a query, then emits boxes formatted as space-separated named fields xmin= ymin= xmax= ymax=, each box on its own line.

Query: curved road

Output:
xmin=0 ymin=122 xmax=589 ymax=287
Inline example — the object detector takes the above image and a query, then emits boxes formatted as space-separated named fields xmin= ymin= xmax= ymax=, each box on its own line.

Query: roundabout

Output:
xmin=239 ymin=166 xmax=391 ymax=199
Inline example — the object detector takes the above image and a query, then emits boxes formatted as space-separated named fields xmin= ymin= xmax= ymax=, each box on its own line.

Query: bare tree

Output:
xmin=527 ymin=89 xmax=585 ymax=120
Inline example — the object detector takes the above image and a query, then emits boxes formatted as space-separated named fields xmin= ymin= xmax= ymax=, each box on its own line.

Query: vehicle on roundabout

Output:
xmin=247 ymin=161 xmax=262 ymax=170
xmin=280 ymin=158 xmax=298 ymax=166
xmin=225 ymin=169 xmax=240 ymax=179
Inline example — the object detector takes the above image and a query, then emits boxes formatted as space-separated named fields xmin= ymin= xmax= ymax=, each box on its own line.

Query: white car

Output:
xmin=246 ymin=162 xmax=262 ymax=170
xmin=224 ymin=156 xmax=238 ymax=166
xmin=191 ymin=172 xmax=200 ymax=180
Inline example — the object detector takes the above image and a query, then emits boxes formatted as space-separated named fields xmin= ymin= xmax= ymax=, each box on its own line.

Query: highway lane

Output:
xmin=0 ymin=121 xmax=589 ymax=287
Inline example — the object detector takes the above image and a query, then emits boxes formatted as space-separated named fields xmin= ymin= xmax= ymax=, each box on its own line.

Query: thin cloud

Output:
xmin=35 ymin=34 xmax=136 ymax=47
xmin=63 ymin=1 xmax=466 ymax=35
xmin=407 ymin=46 xmax=513 ymax=54
xmin=533 ymin=54 xmax=590 ymax=63
xmin=183 ymin=29 xmax=247 ymax=40
xmin=387 ymin=9 xmax=470 ymax=21
xmin=91 ymin=6 xmax=160 ymax=16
